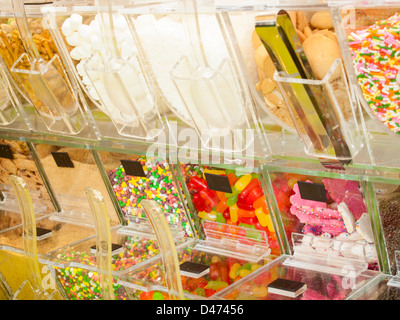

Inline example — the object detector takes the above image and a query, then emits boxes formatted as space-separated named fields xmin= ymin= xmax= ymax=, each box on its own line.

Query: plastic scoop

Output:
xmin=9 ymin=175 xmax=62 ymax=300
xmin=84 ymin=0 xmax=161 ymax=140
xmin=141 ymin=200 xmax=184 ymax=300
xmin=9 ymin=0 xmax=85 ymax=135
xmin=84 ymin=188 xmax=114 ymax=300
xmin=171 ymin=0 xmax=247 ymax=149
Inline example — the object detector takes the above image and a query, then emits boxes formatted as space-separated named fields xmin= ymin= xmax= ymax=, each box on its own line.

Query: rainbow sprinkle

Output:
xmin=349 ymin=13 xmax=400 ymax=134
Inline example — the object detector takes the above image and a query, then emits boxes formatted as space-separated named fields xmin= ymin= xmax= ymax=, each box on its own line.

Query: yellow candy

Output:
xmin=198 ymin=211 xmax=216 ymax=221
xmin=235 ymin=174 xmax=252 ymax=191
xmin=251 ymin=264 xmax=262 ymax=271
xmin=229 ymin=204 xmax=239 ymax=223
xmin=229 ymin=263 xmax=242 ymax=279
xmin=203 ymin=169 xmax=226 ymax=179
xmin=265 ymin=214 xmax=274 ymax=232
xmin=255 ymin=207 xmax=269 ymax=227
xmin=239 ymin=269 xmax=252 ymax=278
xmin=252 ymin=286 xmax=268 ymax=298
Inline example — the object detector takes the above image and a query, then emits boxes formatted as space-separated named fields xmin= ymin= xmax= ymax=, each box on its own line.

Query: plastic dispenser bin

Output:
xmin=2 ymin=0 xmax=92 ymax=138
xmin=42 ymin=0 xmax=166 ymax=143
xmin=120 ymin=0 xmax=269 ymax=155
xmin=330 ymin=3 xmax=400 ymax=167
xmin=0 ymin=143 xmax=117 ymax=260
xmin=96 ymin=150 xmax=195 ymax=240
xmin=0 ymin=139 xmax=55 ymax=241
xmin=265 ymin=171 xmax=379 ymax=270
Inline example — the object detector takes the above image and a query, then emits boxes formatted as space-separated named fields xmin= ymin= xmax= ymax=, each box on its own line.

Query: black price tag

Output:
xmin=120 ymin=159 xmax=146 ymax=177
xmin=204 ymin=173 xmax=232 ymax=193
xmin=0 ymin=144 xmax=14 ymax=160
xmin=297 ymin=181 xmax=327 ymax=203
xmin=179 ymin=261 xmax=209 ymax=278
xmin=36 ymin=227 xmax=52 ymax=241
xmin=51 ymin=152 xmax=74 ymax=168
xmin=267 ymin=278 xmax=307 ymax=298
xmin=90 ymin=243 xmax=124 ymax=255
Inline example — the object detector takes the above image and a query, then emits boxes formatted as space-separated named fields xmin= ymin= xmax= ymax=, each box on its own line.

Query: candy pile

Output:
xmin=55 ymin=236 xmax=159 ymax=300
xmin=223 ymin=262 xmax=367 ymax=300
xmin=182 ymin=164 xmax=280 ymax=255
xmin=348 ymin=13 xmax=400 ymax=134
xmin=132 ymin=251 xmax=266 ymax=300
xmin=107 ymin=156 xmax=192 ymax=236
xmin=271 ymin=173 xmax=377 ymax=266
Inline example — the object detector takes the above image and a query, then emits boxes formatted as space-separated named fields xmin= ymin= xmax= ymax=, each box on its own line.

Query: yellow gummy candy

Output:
xmin=235 ymin=174 xmax=252 ymax=191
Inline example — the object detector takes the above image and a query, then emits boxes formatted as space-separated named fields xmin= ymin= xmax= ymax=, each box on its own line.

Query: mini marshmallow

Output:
xmin=70 ymin=47 xmax=82 ymax=60
xmin=61 ymin=18 xmax=73 ymax=37
xmin=89 ymin=19 xmax=101 ymax=36
xmin=88 ymin=86 xmax=100 ymax=101
xmin=76 ymin=62 xmax=86 ymax=77
xmin=78 ymin=24 xmax=92 ymax=42
xmin=114 ymin=15 xmax=128 ymax=31
xmin=69 ymin=14 xmax=83 ymax=31
xmin=338 ymin=202 xmax=356 ymax=233
xmin=90 ymin=34 xmax=104 ymax=51
xmin=66 ymin=32 xmax=82 ymax=47
xmin=356 ymin=213 xmax=374 ymax=243
xmin=82 ymin=75 xmax=92 ymax=86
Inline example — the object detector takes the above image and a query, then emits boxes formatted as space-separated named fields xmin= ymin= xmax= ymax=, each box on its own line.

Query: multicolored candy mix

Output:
xmin=349 ymin=13 xmax=400 ymax=133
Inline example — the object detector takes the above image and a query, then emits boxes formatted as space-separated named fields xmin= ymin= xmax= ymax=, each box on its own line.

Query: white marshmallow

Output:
xmin=356 ymin=213 xmax=374 ymax=243
xmin=76 ymin=62 xmax=86 ymax=77
xmin=114 ymin=15 xmax=128 ymax=31
xmin=78 ymin=24 xmax=92 ymax=42
xmin=338 ymin=202 xmax=356 ymax=233
xmin=70 ymin=47 xmax=82 ymax=60
xmin=90 ymin=34 xmax=104 ymax=51
xmin=61 ymin=18 xmax=73 ymax=37
xmin=66 ymin=32 xmax=82 ymax=47
xmin=69 ymin=14 xmax=83 ymax=31
xmin=88 ymin=86 xmax=100 ymax=101
xmin=82 ymin=75 xmax=92 ymax=86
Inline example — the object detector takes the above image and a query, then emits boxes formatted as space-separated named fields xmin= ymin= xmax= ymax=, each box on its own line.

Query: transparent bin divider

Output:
xmin=34 ymin=144 xmax=120 ymax=228
xmin=273 ymin=58 xmax=364 ymax=161
xmin=9 ymin=175 xmax=63 ymax=300
xmin=284 ymin=232 xmax=369 ymax=277
xmin=387 ymin=251 xmax=400 ymax=288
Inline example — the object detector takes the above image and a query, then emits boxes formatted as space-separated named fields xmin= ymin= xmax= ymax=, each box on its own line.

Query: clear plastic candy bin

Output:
xmin=42 ymin=1 xmax=166 ymax=142
xmin=0 ymin=1 xmax=92 ymax=137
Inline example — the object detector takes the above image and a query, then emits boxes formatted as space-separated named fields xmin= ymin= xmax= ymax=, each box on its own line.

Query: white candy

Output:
xmin=61 ymin=18 xmax=73 ymax=37
xmin=69 ymin=13 xmax=83 ymax=31
xmin=82 ymin=75 xmax=92 ymax=86
xmin=120 ymin=42 xmax=135 ymax=59
xmin=66 ymin=32 xmax=81 ymax=47
xmin=89 ymin=19 xmax=101 ymax=36
xmin=70 ymin=47 xmax=82 ymax=60
xmin=76 ymin=62 xmax=86 ymax=77
xmin=356 ymin=213 xmax=374 ymax=243
xmin=90 ymin=34 xmax=104 ymax=51
xmin=114 ymin=15 xmax=128 ymax=31
xmin=88 ymin=86 xmax=100 ymax=101
xmin=338 ymin=202 xmax=356 ymax=233
xmin=78 ymin=24 xmax=92 ymax=42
